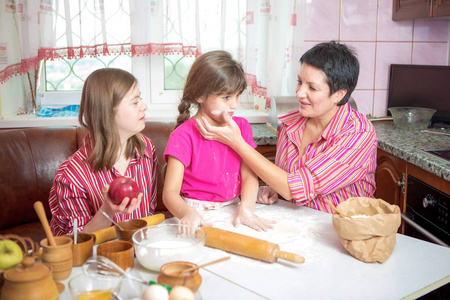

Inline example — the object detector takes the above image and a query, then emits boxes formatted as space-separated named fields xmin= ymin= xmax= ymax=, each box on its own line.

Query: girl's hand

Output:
xmin=257 ymin=186 xmax=279 ymax=205
xmin=101 ymin=184 xmax=143 ymax=215
xmin=233 ymin=208 xmax=276 ymax=232
xmin=195 ymin=114 xmax=243 ymax=146
xmin=179 ymin=210 xmax=208 ymax=228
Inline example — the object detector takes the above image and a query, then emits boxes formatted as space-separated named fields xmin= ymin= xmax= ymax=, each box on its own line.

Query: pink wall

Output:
xmin=301 ymin=0 xmax=450 ymax=117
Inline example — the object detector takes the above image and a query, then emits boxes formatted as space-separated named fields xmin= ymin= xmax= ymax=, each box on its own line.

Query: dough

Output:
xmin=214 ymin=220 xmax=300 ymax=243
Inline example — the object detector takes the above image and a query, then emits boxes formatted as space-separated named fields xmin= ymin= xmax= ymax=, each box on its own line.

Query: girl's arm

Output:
xmin=235 ymin=160 xmax=275 ymax=231
xmin=50 ymin=177 xmax=142 ymax=235
xmin=163 ymin=156 xmax=207 ymax=227
xmin=82 ymin=186 xmax=143 ymax=233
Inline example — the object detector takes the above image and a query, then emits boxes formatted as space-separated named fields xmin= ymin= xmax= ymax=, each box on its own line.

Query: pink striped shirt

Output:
xmin=49 ymin=134 xmax=158 ymax=236
xmin=275 ymin=103 xmax=377 ymax=213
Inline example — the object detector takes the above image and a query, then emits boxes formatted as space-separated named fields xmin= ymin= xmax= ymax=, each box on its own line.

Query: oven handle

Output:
xmin=401 ymin=213 xmax=449 ymax=248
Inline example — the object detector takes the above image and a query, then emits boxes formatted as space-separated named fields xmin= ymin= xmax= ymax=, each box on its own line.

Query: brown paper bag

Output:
xmin=332 ymin=197 xmax=401 ymax=263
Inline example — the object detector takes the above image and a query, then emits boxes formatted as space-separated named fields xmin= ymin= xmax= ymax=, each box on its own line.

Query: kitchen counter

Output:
xmin=373 ymin=122 xmax=450 ymax=181
xmin=59 ymin=201 xmax=450 ymax=300
xmin=251 ymin=124 xmax=277 ymax=146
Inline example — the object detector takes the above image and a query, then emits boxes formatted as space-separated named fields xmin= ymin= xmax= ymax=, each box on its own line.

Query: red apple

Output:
xmin=108 ymin=177 xmax=140 ymax=206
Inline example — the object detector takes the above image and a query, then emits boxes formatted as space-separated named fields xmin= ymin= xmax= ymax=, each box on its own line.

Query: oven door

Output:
xmin=402 ymin=213 xmax=449 ymax=247
xmin=404 ymin=176 xmax=450 ymax=247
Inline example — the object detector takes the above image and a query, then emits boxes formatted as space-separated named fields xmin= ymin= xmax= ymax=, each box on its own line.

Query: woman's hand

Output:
xmin=233 ymin=208 xmax=275 ymax=232
xmin=257 ymin=186 xmax=279 ymax=205
xmin=195 ymin=113 xmax=244 ymax=147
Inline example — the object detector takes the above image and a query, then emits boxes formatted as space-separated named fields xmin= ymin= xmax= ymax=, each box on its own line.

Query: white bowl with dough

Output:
xmin=132 ymin=224 xmax=206 ymax=271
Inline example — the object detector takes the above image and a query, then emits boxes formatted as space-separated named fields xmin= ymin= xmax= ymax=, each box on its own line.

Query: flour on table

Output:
xmin=214 ymin=220 xmax=300 ymax=244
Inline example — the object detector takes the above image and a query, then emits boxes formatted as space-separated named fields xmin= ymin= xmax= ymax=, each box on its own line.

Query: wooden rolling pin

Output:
xmin=91 ymin=213 xmax=165 ymax=244
xmin=201 ymin=226 xmax=305 ymax=264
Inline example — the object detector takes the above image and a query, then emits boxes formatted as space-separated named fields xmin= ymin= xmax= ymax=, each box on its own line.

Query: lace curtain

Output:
xmin=0 ymin=0 xmax=305 ymax=106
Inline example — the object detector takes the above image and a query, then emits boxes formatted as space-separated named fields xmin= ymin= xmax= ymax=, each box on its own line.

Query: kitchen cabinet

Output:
xmin=375 ymin=149 xmax=450 ymax=202
xmin=392 ymin=0 xmax=450 ymax=20
xmin=375 ymin=149 xmax=407 ymax=224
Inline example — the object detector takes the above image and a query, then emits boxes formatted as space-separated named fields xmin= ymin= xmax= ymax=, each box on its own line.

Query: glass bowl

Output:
xmin=388 ymin=107 xmax=436 ymax=130
xmin=68 ymin=273 xmax=122 ymax=300
xmin=132 ymin=224 xmax=206 ymax=271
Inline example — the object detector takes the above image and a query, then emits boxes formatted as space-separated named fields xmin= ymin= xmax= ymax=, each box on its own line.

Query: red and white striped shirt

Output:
xmin=275 ymin=103 xmax=377 ymax=213
xmin=49 ymin=134 xmax=158 ymax=236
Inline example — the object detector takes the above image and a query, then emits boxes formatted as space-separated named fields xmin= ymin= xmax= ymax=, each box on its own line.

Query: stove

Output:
xmin=421 ymin=149 xmax=450 ymax=163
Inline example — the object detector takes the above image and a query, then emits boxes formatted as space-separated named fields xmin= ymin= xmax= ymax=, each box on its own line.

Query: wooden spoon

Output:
xmin=178 ymin=256 xmax=231 ymax=276
xmin=33 ymin=201 xmax=57 ymax=246
xmin=326 ymin=200 xmax=351 ymax=219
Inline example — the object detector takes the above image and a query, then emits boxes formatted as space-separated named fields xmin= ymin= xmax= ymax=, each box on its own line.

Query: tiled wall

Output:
xmin=301 ymin=0 xmax=450 ymax=117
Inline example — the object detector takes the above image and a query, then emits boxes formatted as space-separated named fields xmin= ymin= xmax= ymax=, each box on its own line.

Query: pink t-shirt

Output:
xmin=164 ymin=117 xmax=256 ymax=202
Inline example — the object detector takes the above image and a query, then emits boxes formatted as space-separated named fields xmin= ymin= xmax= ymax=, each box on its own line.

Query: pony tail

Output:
xmin=175 ymin=98 xmax=191 ymax=129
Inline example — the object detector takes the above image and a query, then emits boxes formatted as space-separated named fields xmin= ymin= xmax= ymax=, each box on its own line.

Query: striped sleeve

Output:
xmin=287 ymin=129 xmax=377 ymax=205
xmin=276 ymin=105 xmax=378 ymax=212
xmin=49 ymin=159 xmax=102 ymax=236
xmin=49 ymin=135 xmax=158 ymax=236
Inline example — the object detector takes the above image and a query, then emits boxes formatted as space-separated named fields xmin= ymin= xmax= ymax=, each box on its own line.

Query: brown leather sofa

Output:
xmin=0 ymin=122 xmax=174 ymax=244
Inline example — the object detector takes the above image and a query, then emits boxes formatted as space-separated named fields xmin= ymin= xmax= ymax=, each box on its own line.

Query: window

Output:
xmin=38 ymin=0 xmax=249 ymax=110
xmin=41 ymin=55 xmax=132 ymax=106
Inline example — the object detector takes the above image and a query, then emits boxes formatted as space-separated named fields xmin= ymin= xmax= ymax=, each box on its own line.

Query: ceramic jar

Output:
xmin=1 ymin=257 xmax=59 ymax=300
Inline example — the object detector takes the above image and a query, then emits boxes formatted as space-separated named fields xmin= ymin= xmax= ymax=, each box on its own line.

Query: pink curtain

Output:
xmin=0 ymin=0 xmax=305 ymax=106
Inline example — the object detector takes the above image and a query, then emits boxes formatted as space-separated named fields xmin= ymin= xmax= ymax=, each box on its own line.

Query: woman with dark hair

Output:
xmin=197 ymin=41 xmax=378 ymax=213
xmin=49 ymin=68 xmax=157 ymax=236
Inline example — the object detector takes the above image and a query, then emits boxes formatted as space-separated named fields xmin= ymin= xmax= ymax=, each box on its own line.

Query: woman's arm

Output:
xmin=162 ymin=156 xmax=207 ymax=227
xmin=284 ymin=130 xmax=377 ymax=205
xmin=196 ymin=114 xmax=293 ymax=200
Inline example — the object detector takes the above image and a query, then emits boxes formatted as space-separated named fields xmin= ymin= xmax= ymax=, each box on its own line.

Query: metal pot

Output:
xmin=388 ymin=107 xmax=436 ymax=130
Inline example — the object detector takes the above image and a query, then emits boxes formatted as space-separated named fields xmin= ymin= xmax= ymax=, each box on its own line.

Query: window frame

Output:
xmin=38 ymin=55 xmax=181 ymax=108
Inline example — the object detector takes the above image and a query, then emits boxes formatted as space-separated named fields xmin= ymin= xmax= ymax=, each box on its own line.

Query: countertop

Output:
xmin=373 ymin=122 xmax=450 ymax=181
xmin=59 ymin=201 xmax=450 ymax=300
xmin=251 ymin=123 xmax=277 ymax=146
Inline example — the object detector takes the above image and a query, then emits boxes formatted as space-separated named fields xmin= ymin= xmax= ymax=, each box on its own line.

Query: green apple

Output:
xmin=0 ymin=240 xmax=24 ymax=269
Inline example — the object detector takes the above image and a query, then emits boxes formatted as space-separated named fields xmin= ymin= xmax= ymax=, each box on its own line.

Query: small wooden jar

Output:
xmin=157 ymin=261 xmax=202 ymax=293
xmin=69 ymin=233 xmax=94 ymax=267
xmin=96 ymin=240 xmax=134 ymax=271
xmin=40 ymin=236 xmax=73 ymax=281
xmin=115 ymin=219 xmax=147 ymax=243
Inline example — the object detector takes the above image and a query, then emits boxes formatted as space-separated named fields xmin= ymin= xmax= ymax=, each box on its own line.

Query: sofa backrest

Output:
xmin=0 ymin=122 xmax=174 ymax=231
xmin=0 ymin=127 xmax=80 ymax=230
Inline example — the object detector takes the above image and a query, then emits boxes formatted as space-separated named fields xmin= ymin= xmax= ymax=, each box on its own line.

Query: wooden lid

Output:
xmin=4 ymin=256 xmax=52 ymax=283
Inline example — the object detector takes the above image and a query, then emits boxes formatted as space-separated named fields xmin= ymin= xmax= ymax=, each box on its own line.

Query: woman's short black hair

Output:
xmin=300 ymin=41 xmax=359 ymax=105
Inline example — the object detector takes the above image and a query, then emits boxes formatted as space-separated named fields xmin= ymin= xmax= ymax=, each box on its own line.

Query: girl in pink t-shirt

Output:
xmin=163 ymin=50 xmax=274 ymax=231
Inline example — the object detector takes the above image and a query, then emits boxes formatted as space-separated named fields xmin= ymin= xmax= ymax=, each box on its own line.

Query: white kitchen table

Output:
xmin=59 ymin=201 xmax=450 ymax=300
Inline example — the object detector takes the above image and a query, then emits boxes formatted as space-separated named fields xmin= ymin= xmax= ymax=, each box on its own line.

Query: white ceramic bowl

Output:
xmin=132 ymin=224 xmax=206 ymax=271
